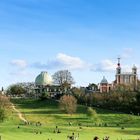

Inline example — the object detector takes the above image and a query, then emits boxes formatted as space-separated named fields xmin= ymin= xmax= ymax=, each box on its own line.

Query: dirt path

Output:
xmin=11 ymin=104 xmax=27 ymax=123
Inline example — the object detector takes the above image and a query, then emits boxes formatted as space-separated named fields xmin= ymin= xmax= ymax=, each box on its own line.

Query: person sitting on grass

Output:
xmin=17 ymin=125 xmax=20 ymax=129
xmin=57 ymin=129 xmax=61 ymax=133
xmin=93 ymin=136 xmax=99 ymax=140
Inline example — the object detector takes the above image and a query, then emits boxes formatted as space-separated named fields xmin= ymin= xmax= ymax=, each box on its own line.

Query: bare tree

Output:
xmin=52 ymin=70 xmax=75 ymax=86
xmin=59 ymin=95 xmax=77 ymax=115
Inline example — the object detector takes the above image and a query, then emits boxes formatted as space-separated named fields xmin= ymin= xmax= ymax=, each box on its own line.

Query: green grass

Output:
xmin=0 ymin=98 xmax=140 ymax=140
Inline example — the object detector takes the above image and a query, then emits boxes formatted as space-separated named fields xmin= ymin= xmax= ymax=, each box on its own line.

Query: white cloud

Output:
xmin=10 ymin=59 xmax=27 ymax=69
xmin=91 ymin=59 xmax=116 ymax=72
xmin=32 ymin=53 xmax=88 ymax=70
xmin=10 ymin=59 xmax=29 ymax=78
xmin=56 ymin=53 xmax=87 ymax=70
xmin=91 ymin=58 xmax=140 ymax=74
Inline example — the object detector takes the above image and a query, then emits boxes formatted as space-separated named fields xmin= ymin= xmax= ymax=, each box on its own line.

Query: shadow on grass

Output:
xmin=11 ymin=99 xmax=58 ymax=109
xmin=22 ymin=110 xmax=63 ymax=114
xmin=117 ymin=129 xmax=140 ymax=135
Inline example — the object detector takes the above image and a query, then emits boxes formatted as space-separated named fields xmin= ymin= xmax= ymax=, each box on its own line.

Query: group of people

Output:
xmin=17 ymin=122 xmax=140 ymax=140
xmin=24 ymin=121 xmax=42 ymax=126
xmin=93 ymin=136 xmax=110 ymax=140
xmin=53 ymin=126 xmax=61 ymax=133
xmin=34 ymin=130 xmax=42 ymax=134
xmin=17 ymin=120 xmax=43 ymax=135
xmin=32 ymin=121 xmax=42 ymax=134
xmin=67 ymin=132 xmax=79 ymax=140
xmin=93 ymin=136 xmax=140 ymax=140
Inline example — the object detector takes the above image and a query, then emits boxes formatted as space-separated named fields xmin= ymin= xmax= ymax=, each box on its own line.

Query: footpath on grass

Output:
xmin=11 ymin=104 xmax=27 ymax=123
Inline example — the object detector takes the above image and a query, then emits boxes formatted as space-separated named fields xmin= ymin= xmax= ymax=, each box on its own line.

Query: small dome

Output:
xmin=132 ymin=65 xmax=137 ymax=69
xmin=35 ymin=71 xmax=53 ymax=86
xmin=100 ymin=76 xmax=108 ymax=84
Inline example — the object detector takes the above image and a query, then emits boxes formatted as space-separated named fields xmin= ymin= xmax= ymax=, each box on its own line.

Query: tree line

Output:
xmin=5 ymin=70 xmax=140 ymax=115
xmin=71 ymin=84 xmax=140 ymax=114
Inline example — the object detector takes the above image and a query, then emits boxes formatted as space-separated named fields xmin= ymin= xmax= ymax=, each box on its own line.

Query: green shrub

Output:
xmin=87 ymin=107 xmax=102 ymax=124
xmin=0 ymin=108 xmax=5 ymax=122
xmin=87 ymin=107 xmax=97 ymax=117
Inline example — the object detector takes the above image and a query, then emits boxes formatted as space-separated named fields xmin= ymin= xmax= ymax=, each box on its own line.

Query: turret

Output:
xmin=100 ymin=76 xmax=109 ymax=93
xmin=132 ymin=65 xmax=137 ymax=90
xmin=116 ymin=57 xmax=121 ymax=84
xmin=132 ymin=65 xmax=137 ymax=75
xmin=116 ymin=57 xmax=121 ymax=74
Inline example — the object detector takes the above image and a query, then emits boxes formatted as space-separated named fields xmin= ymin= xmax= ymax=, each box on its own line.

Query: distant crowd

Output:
xmin=16 ymin=121 xmax=140 ymax=140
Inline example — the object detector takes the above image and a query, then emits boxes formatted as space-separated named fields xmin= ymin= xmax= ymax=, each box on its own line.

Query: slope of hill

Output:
xmin=0 ymin=98 xmax=139 ymax=140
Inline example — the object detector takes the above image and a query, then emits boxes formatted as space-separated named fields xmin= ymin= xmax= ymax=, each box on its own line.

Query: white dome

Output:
xmin=35 ymin=71 xmax=53 ymax=86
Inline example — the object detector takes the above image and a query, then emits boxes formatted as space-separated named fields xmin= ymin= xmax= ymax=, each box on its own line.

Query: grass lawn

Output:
xmin=0 ymin=99 xmax=140 ymax=140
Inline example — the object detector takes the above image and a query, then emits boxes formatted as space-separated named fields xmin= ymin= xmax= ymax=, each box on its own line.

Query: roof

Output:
xmin=35 ymin=71 xmax=53 ymax=86
xmin=132 ymin=65 xmax=137 ymax=69
xmin=100 ymin=76 xmax=108 ymax=84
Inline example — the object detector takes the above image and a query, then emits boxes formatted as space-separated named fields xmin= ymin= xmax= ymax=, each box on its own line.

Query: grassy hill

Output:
xmin=0 ymin=98 xmax=140 ymax=140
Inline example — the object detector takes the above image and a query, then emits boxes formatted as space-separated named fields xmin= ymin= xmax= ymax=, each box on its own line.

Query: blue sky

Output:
xmin=0 ymin=0 xmax=140 ymax=88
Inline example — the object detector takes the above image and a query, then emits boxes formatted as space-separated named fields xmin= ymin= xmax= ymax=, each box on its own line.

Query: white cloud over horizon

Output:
xmin=8 ymin=51 xmax=140 ymax=88
xmin=10 ymin=53 xmax=140 ymax=75
xmin=10 ymin=59 xmax=27 ymax=69
xmin=10 ymin=59 xmax=32 ymax=79
xmin=32 ymin=53 xmax=89 ymax=70
xmin=91 ymin=59 xmax=116 ymax=72
xmin=57 ymin=53 xmax=88 ymax=70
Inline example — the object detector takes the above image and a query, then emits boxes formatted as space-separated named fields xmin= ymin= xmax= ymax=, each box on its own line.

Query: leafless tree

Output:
xmin=53 ymin=70 xmax=75 ymax=86
xmin=59 ymin=95 xmax=77 ymax=115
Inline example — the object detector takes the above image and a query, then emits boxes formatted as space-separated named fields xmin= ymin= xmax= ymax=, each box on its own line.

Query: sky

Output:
xmin=1 ymin=0 xmax=140 ymax=88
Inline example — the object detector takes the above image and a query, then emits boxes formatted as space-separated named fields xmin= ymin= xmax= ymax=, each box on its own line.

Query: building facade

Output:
xmin=115 ymin=58 xmax=137 ymax=88
xmin=100 ymin=58 xmax=138 ymax=93
xmin=35 ymin=71 xmax=70 ymax=98
xmin=100 ymin=76 xmax=112 ymax=93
